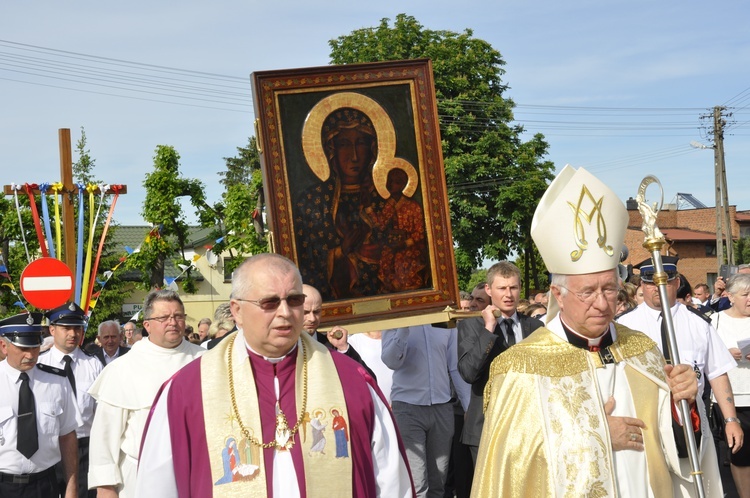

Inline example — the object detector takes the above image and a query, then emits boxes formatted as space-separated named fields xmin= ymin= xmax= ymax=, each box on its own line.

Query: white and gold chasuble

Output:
xmin=472 ymin=321 xmax=694 ymax=498
xmin=201 ymin=332 xmax=353 ymax=497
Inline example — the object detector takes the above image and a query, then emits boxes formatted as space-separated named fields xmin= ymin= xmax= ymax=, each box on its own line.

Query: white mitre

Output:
xmin=532 ymin=165 xmax=628 ymax=320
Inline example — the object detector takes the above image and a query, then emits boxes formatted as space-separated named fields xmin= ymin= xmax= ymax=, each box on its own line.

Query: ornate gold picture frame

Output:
xmin=252 ymin=59 xmax=458 ymax=326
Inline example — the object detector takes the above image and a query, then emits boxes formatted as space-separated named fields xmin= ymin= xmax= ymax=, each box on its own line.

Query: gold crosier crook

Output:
xmin=636 ymin=175 xmax=706 ymax=498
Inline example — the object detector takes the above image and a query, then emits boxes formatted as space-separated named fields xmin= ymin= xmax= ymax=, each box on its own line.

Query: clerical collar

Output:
xmin=560 ymin=318 xmax=613 ymax=352
xmin=244 ymin=336 xmax=299 ymax=364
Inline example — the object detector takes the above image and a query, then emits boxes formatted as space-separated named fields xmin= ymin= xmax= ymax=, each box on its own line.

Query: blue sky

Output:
xmin=1 ymin=0 xmax=749 ymax=226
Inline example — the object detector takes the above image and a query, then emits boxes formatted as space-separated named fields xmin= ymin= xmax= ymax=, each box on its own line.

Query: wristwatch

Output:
xmin=725 ymin=417 xmax=741 ymax=424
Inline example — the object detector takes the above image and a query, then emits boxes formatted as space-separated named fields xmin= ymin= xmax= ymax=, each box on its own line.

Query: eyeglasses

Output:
xmin=236 ymin=293 xmax=307 ymax=311
xmin=558 ymin=285 xmax=619 ymax=304
xmin=145 ymin=313 xmax=187 ymax=323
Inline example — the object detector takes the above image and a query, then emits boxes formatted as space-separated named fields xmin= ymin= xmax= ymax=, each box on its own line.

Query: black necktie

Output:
xmin=63 ymin=355 xmax=77 ymax=396
xmin=17 ymin=372 xmax=39 ymax=459
xmin=502 ymin=318 xmax=515 ymax=346
xmin=660 ymin=313 xmax=672 ymax=364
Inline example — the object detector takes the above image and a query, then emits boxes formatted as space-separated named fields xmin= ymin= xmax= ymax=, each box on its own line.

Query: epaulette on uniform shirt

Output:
xmin=36 ymin=363 xmax=66 ymax=377
xmin=685 ymin=305 xmax=713 ymax=324
xmin=78 ymin=347 xmax=96 ymax=357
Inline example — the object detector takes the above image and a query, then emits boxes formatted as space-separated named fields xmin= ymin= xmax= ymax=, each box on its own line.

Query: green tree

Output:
xmin=204 ymin=136 xmax=269 ymax=276
xmin=735 ymin=236 xmax=750 ymax=265
xmin=329 ymin=14 xmax=555 ymax=285
xmin=0 ymin=194 xmax=37 ymax=317
xmin=127 ymin=145 xmax=205 ymax=291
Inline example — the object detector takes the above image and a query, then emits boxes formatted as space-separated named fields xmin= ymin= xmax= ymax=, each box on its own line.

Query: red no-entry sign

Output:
xmin=20 ymin=258 xmax=74 ymax=310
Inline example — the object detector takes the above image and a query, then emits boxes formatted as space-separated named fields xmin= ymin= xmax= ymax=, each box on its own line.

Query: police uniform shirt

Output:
xmin=37 ymin=346 xmax=103 ymax=437
xmin=0 ymin=360 xmax=81 ymax=475
xmin=617 ymin=301 xmax=736 ymax=395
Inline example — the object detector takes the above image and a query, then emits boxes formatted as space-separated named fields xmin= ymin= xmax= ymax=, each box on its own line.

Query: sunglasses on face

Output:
xmin=236 ymin=293 xmax=307 ymax=311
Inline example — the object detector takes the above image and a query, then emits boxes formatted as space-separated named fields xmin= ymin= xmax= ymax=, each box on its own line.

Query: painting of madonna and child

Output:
xmin=252 ymin=60 xmax=458 ymax=323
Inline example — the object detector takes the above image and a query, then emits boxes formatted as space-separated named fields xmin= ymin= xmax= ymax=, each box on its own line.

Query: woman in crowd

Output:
xmin=712 ymin=272 xmax=750 ymax=497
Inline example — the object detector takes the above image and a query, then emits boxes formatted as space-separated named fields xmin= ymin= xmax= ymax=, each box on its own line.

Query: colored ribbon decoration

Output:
xmin=10 ymin=184 xmax=31 ymax=263
xmin=51 ymin=182 xmax=64 ymax=261
xmin=24 ymin=183 xmax=49 ymax=258
xmin=39 ymin=183 xmax=56 ymax=259
xmin=74 ymin=183 xmax=86 ymax=305
xmin=80 ymin=184 xmax=103 ymax=311
xmin=84 ymin=185 xmax=121 ymax=314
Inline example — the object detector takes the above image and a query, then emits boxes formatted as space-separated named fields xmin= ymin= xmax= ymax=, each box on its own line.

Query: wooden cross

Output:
xmin=2 ymin=129 xmax=128 ymax=277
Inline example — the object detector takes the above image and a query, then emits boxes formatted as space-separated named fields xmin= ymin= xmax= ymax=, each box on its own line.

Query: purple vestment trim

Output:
xmin=143 ymin=343 xmax=409 ymax=497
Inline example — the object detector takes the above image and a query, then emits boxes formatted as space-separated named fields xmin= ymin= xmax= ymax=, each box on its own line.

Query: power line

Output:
xmin=1 ymin=39 xmax=747 ymax=176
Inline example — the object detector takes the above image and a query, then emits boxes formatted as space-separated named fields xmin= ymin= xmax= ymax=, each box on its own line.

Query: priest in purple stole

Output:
xmin=136 ymin=253 xmax=414 ymax=497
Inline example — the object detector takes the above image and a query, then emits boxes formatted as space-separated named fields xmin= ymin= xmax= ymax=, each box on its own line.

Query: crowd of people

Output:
xmin=2 ymin=164 xmax=750 ymax=498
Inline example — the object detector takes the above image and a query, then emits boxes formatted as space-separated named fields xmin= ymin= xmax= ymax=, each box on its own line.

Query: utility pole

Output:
xmin=712 ymin=107 xmax=723 ymax=270
xmin=713 ymin=107 xmax=733 ymax=266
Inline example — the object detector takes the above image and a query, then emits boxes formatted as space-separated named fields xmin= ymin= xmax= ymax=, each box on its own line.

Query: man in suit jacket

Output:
xmin=94 ymin=320 xmax=130 ymax=366
xmin=457 ymin=261 xmax=544 ymax=463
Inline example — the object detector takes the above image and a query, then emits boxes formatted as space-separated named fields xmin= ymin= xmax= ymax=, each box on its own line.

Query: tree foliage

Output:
xmin=126 ymin=145 xmax=205 ymax=291
xmin=0 ymin=194 xmax=37 ymax=317
xmin=206 ymin=136 xmax=268 ymax=276
xmin=329 ymin=14 xmax=555 ymax=286
xmin=735 ymin=236 xmax=750 ymax=265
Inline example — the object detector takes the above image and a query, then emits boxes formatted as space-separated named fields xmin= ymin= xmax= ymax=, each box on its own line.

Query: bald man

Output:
xmin=303 ymin=284 xmax=377 ymax=380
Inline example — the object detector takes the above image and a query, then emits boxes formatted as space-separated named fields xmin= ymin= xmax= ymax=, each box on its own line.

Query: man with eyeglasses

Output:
xmin=136 ymin=253 xmax=412 ymax=497
xmin=474 ymin=166 xmax=703 ymax=497
xmin=87 ymin=290 xmax=205 ymax=498
xmin=618 ymin=255 xmax=740 ymax=496
xmin=122 ymin=322 xmax=136 ymax=347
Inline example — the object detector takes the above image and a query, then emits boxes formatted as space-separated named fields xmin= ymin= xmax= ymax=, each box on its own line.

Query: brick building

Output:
xmin=623 ymin=197 xmax=750 ymax=291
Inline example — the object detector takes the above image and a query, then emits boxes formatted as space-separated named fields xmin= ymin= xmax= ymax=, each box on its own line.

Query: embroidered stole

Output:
xmin=201 ymin=332 xmax=353 ymax=496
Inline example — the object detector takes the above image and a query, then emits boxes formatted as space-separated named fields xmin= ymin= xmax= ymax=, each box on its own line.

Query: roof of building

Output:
xmin=112 ymin=225 xmax=207 ymax=281
xmin=661 ymin=228 xmax=719 ymax=241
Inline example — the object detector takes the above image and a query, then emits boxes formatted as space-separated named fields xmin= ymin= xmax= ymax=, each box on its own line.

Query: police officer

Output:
xmin=0 ymin=312 xmax=80 ymax=498
xmin=38 ymin=303 xmax=102 ymax=498
xmin=618 ymin=255 xmax=742 ymax=496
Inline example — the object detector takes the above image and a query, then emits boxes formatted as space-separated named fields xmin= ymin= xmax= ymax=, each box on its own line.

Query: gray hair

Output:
xmin=142 ymin=289 xmax=184 ymax=320
xmin=230 ymin=254 xmax=301 ymax=300
xmin=472 ymin=282 xmax=487 ymax=293
xmin=550 ymin=268 xmax=619 ymax=297
xmin=727 ymin=273 xmax=750 ymax=296
xmin=550 ymin=274 xmax=569 ymax=296
xmin=213 ymin=302 xmax=233 ymax=322
xmin=198 ymin=317 xmax=212 ymax=327
xmin=98 ymin=320 xmax=121 ymax=336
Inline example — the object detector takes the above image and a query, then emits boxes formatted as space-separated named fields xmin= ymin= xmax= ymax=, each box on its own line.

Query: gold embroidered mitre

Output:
xmin=531 ymin=164 xmax=627 ymax=276
xmin=531 ymin=165 xmax=628 ymax=322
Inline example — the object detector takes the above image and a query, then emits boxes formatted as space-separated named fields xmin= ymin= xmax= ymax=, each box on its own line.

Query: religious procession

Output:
xmin=2 ymin=58 xmax=750 ymax=498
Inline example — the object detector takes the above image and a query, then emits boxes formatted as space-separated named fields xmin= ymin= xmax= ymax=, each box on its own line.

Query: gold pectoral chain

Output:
xmin=227 ymin=338 xmax=308 ymax=450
